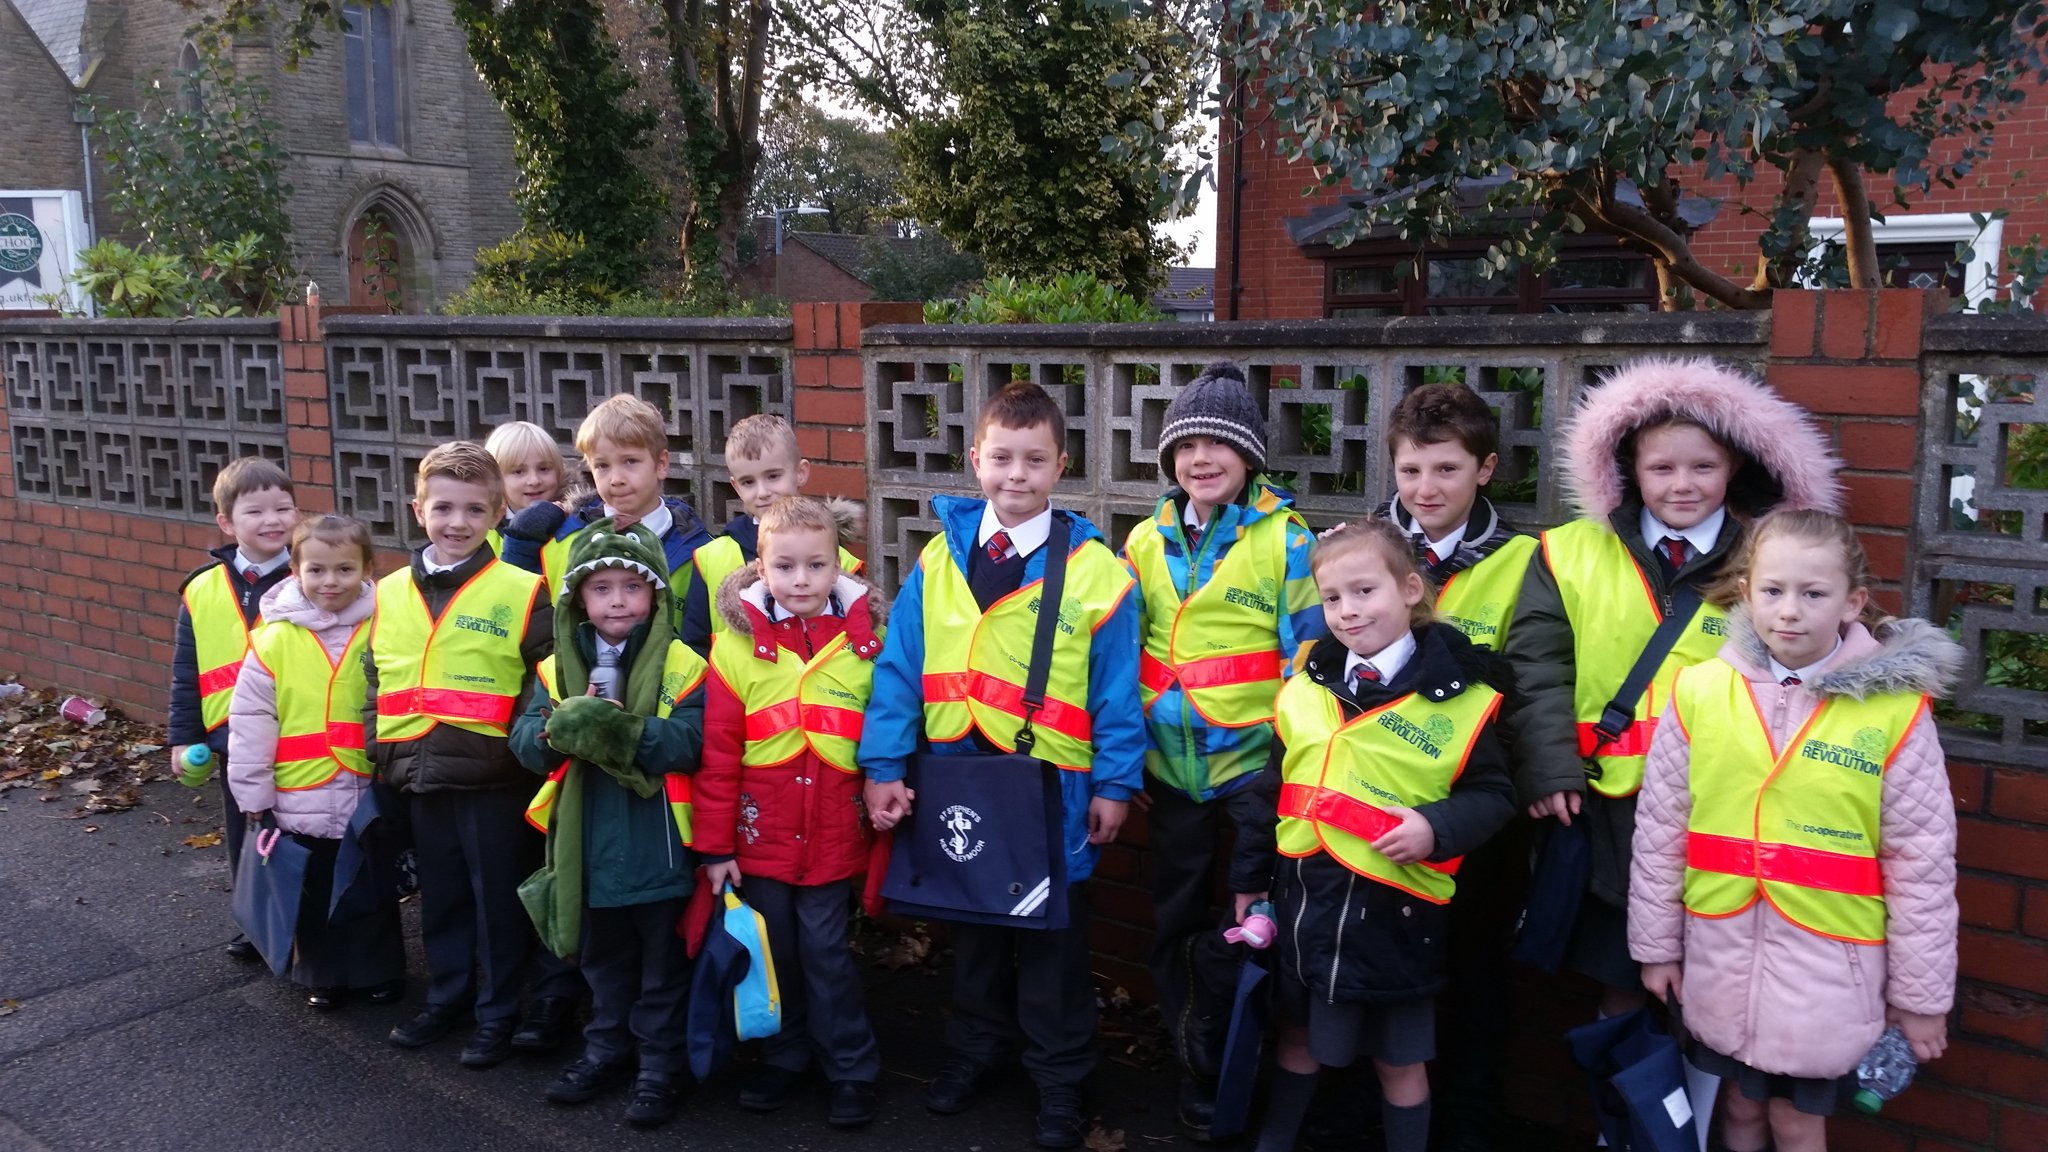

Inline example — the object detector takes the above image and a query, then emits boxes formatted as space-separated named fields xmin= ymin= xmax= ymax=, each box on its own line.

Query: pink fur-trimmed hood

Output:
xmin=1558 ymin=357 xmax=1843 ymax=520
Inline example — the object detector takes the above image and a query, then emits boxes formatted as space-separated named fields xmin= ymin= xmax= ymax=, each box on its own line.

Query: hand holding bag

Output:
xmin=231 ymin=815 xmax=310 ymax=978
xmin=721 ymin=885 xmax=783 ymax=1041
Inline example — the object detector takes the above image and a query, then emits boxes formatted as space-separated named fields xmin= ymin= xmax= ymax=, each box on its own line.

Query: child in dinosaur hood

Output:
xmin=511 ymin=521 xmax=708 ymax=1129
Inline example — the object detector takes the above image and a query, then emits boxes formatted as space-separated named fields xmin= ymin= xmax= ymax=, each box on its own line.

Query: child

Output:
xmin=859 ymin=381 xmax=1145 ymax=1151
xmin=363 ymin=442 xmax=570 ymax=1066
xmin=500 ymin=394 xmax=713 ymax=609
xmin=679 ymin=414 xmax=862 ymax=657
xmin=1376 ymin=381 xmax=1538 ymax=1149
xmin=485 ymin=420 xmax=569 ymax=558
xmin=227 ymin=515 xmax=405 ymax=1007
xmin=1245 ymin=518 xmax=1517 ymax=1152
xmin=695 ymin=495 xmax=883 ymax=1129
xmin=1502 ymin=357 xmax=1842 ymax=1133
xmin=1630 ymin=509 xmax=1959 ymax=1152
xmin=1378 ymin=381 xmax=1537 ymax=649
xmin=1119 ymin=360 xmax=1319 ymax=1138
xmin=510 ymin=523 xmax=708 ymax=1128
xmin=169 ymin=456 xmax=298 ymax=961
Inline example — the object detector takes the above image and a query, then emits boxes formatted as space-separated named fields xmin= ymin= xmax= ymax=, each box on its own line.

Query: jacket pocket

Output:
xmin=1844 ymin=943 xmax=1881 ymax=1024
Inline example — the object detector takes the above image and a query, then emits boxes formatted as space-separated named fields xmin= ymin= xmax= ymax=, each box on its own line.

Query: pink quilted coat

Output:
xmin=1628 ymin=609 xmax=1961 ymax=1079
xmin=226 ymin=577 xmax=377 ymax=840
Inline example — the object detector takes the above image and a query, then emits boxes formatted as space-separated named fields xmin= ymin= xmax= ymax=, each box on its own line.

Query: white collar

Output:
xmin=595 ymin=636 xmax=628 ymax=660
xmin=1424 ymin=520 xmax=1467 ymax=562
xmin=420 ymin=545 xmax=475 ymax=575
xmin=1182 ymin=500 xmax=1209 ymax=531
xmin=977 ymin=502 xmax=1053 ymax=558
xmin=1343 ymin=630 xmax=1417 ymax=686
xmin=1640 ymin=505 xmax=1726 ymax=562
xmin=234 ymin=549 xmax=291 ymax=578
xmin=1767 ymin=635 xmax=1843 ymax=685
xmin=607 ymin=501 xmax=673 ymax=541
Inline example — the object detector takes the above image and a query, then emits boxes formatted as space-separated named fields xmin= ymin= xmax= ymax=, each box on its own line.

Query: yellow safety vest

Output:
xmin=1674 ymin=659 xmax=1922 ymax=945
xmin=1435 ymin=534 xmax=1537 ymax=652
xmin=185 ymin=566 xmax=260 ymax=732
xmin=709 ymin=623 xmax=879 ymax=774
xmin=371 ymin=560 xmax=541 ymax=742
xmin=1542 ymin=519 xmax=1729 ymax=798
xmin=1124 ymin=503 xmax=1296 ymax=728
xmin=524 ymin=641 xmax=707 ymax=844
xmin=919 ymin=530 xmax=1135 ymax=772
xmin=693 ymin=535 xmax=865 ymax=640
xmin=247 ymin=619 xmax=371 ymax=790
xmin=1273 ymin=673 xmax=1501 ymax=903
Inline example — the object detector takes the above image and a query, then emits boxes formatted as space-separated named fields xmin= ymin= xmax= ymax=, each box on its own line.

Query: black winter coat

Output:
xmin=1243 ymin=624 xmax=1518 ymax=1005
xmin=361 ymin=547 xmax=553 ymax=793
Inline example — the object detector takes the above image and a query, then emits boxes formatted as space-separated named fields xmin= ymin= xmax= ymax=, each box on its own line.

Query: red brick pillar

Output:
xmin=279 ymin=303 xmax=338 ymax=514
xmin=1764 ymin=288 xmax=1943 ymax=612
xmin=789 ymin=301 xmax=921 ymax=555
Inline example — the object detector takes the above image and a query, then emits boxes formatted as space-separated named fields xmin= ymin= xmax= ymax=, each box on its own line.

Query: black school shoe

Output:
xmin=511 ymin=996 xmax=575 ymax=1052
xmin=459 ymin=1019 xmax=518 ymax=1068
xmin=923 ymin=1056 xmax=987 ymax=1115
xmin=305 ymin=987 xmax=345 ymax=1012
xmin=1177 ymin=1077 xmax=1218 ymax=1142
xmin=625 ymin=1071 xmax=683 ymax=1128
xmin=1034 ymin=1086 xmax=1087 ymax=1149
xmin=225 ymin=934 xmax=259 ymax=962
xmin=828 ymin=1080 xmax=877 ymax=1128
xmin=545 ymin=1055 xmax=634 ymax=1105
xmin=389 ymin=1006 xmax=463 ymax=1048
xmin=362 ymin=979 xmax=405 ymax=1005
xmin=739 ymin=1065 xmax=802 ymax=1112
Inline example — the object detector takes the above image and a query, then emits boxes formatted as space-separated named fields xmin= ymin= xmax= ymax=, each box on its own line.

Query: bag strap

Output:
xmin=1014 ymin=512 xmax=1072 ymax=754
xmin=1585 ymin=582 xmax=1703 ymax=773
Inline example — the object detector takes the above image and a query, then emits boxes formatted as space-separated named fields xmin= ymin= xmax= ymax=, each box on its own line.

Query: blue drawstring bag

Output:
xmin=232 ymin=820 xmax=310 ymax=978
xmin=1208 ymin=956 xmax=1271 ymax=1140
xmin=1513 ymin=816 xmax=1589 ymax=972
xmin=1566 ymin=1006 xmax=1699 ymax=1152
xmin=722 ymin=886 xmax=782 ymax=1041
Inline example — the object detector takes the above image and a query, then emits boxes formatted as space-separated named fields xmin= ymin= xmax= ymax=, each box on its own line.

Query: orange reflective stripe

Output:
xmin=804 ymin=703 xmax=865 ymax=740
xmin=1686 ymin=831 xmax=1883 ymax=898
xmin=1279 ymin=783 xmax=1460 ymax=875
xmin=745 ymin=698 xmax=802 ymax=742
xmin=1140 ymin=649 xmax=1283 ymax=695
xmin=274 ymin=732 xmax=333 ymax=763
xmin=964 ymin=671 xmax=1093 ymax=742
xmin=923 ymin=671 xmax=971 ymax=701
xmin=377 ymin=686 xmax=517 ymax=726
xmin=1577 ymin=719 xmax=1657 ymax=759
xmin=665 ymin=774 xmax=692 ymax=804
xmin=327 ymin=721 xmax=366 ymax=750
xmin=1139 ymin=651 xmax=1175 ymax=695
xmin=198 ymin=661 xmax=243 ymax=697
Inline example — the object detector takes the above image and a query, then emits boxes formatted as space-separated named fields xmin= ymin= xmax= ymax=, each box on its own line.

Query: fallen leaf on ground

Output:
xmin=82 ymin=824 xmax=98 ymax=833
xmin=0 ymin=999 xmax=19 ymax=1017
xmin=182 ymin=830 xmax=223 ymax=848
xmin=1084 ymin=1125 xmax=1125 ymax=1151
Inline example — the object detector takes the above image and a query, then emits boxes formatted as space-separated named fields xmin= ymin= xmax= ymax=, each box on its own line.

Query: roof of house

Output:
xmin=5 ymin=0 xmax=105 ymax=86
xmin=789 ymin=231 xmax=920 ymax=284
xmin=1285 ymin=174 xmax=1718 ymax=249
xmin=1154 ymin=267 xmax=1214 ymax=313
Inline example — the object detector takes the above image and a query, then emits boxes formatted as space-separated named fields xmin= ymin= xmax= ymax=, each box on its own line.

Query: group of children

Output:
xmin=164 ymin=356 xmax=1959 ymax=1152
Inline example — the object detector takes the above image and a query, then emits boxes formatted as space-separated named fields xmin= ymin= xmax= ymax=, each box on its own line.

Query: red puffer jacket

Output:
xmin=694 ymin=565 xmax=884 ymax=886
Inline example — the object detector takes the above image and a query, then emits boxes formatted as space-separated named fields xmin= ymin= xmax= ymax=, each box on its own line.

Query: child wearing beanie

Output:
xmin=1118 ymin=361 xmax=1323 ymax=1138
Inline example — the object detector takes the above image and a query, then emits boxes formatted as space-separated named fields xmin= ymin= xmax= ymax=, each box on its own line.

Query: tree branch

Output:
xmin=1754 ymin=147 xmax=1824 ymax=293
xmin=1827 ymin=155 xmax=1880 ymax=289
xmin=1573 ymin=184 xmax=1770 ymax=310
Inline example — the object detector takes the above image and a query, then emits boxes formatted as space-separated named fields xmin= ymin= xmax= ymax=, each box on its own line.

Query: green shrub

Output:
xmin=442 ymin=232 xmax=786 ymax=317
xmin=67 ymin=235 xmax=272 ymax=317
xmin=925 ymin=272 xmax=1163 ymax=324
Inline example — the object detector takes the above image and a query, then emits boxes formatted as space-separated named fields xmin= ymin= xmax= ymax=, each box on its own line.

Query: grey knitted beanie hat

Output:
xmin=1157 ymin=360 xmax=1267 ymax=476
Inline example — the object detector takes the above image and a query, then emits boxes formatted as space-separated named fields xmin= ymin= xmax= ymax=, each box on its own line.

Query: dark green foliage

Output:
xmin=443 ymin=231 xmax=786 ymax=316
xmin=87 ymin=47 xmax=295 ymax=312
xmin=862 ymin=232 xmax=985 ymax=302
xmin=750 ymin=101 xmax=904 ymax=236
xmin=924 ymin=272 xmax=1163 ymax=323
xmin=68 ymin=235 xmax=278 ymax=317
xmin=449 ymin=0 xmax=664 ymax=291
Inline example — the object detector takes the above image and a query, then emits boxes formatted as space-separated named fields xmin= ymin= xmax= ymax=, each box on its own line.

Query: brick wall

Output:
xmin=789 ymin=301 xmax=921 ymax=528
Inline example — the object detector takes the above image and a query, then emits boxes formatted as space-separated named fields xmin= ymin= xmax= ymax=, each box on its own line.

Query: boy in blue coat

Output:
xmin=860 ymin=381 xmax=1145 ymax=1151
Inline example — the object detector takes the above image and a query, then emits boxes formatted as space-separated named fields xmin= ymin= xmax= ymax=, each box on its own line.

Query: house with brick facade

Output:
xmin=0 ymin=0 xmax=520 ymax=309
xmin=1213 ymin=86 xmax=2048 ymax=320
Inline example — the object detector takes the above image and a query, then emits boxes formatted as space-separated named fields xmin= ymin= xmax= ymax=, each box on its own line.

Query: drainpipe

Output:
xmin=1227 ymin=71 xmax=1245 ymax=321
xmin=73 ymin=102 xmax=97 ymax=246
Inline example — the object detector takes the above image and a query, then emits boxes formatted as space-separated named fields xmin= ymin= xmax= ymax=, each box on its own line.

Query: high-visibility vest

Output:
xmin=693 ymin=535 xmax=864 ymax=640
xmin=1124 ymin=504 xmax=1297 ymax=728
xmin=247 ymin=619 xmax=371 ymax=789
xmin=1542 ymin=519 xmax=1729 ymax=798
xmin=184 ymin=566 xmax=260 ymax=732
xmin=1675 ymin=659 xmax=1922 ymax=944
xmin=524 ymin=640 xmax=707 ymax=844
xmin=1273 ymin=672 xmax=1501 ymax=903
xmin=919 ymin=531 xmax=1135 ymax=772
xmin=709 ymin=623 xmax=879 ymax=774
xmin=541 ymin=535 xmax=570 ymax=603
xmin=1435 ymin=534 xmax=1537 ymax=652
xmin=371 ymin=560 xmax=541 ymax=742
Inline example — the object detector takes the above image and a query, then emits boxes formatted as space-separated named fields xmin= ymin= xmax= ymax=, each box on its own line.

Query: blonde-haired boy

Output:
xmin=678 ymin=413 xmax=862 ymax=656
xmin=500 ymin=394 xmax=714 ymax=612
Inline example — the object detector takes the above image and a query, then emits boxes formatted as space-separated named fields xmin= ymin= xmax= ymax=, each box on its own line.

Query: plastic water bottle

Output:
xmin=178 ymin=744 xmax=215 ymax=788
xmin=1852 ymin=1026 xmax=1918 ymax=1113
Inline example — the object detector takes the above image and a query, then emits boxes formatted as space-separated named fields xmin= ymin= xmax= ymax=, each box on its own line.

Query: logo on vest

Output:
xmin=1027 ymin=596 xmax=1079 ymax=636
xmin=1448 ymin=602 xmax=1501 ymax=639
xmin=1377 ymin=711 xmax=1456 ymax=759
xmin=454 ymin=603 xmax=514 ymax=639
xmin=1699 ymin=616 xmax=1728 ymax=637
xmin=1799 ymin=729 xmax=1887 ymax=777
xmin=660 ymin=671 xmax=685 ymax=710
xmin=939 ymin=805 xmax=986 ymax=862
xmin=1222 ymin=578 xmax=1279 ymax=615
xmin=1345 ymin=770 xmax=1402 ymax=806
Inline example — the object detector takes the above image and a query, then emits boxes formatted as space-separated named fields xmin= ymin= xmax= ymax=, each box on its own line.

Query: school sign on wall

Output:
xmin=0 ymin=191 xmax=91 ymax=314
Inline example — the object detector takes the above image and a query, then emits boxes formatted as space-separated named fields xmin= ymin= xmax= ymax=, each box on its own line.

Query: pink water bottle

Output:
xmin=1225 ymin=900 xmax=1277 ymax=949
